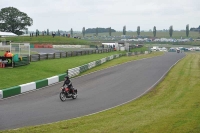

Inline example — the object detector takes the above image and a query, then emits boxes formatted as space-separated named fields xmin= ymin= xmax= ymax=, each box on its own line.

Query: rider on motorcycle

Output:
xmin=62 ymin=76 xmax=74 ymax=94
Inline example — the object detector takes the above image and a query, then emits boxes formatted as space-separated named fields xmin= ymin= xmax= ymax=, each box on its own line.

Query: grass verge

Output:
xmin=0 ymin=52 xmax=199 ymax=133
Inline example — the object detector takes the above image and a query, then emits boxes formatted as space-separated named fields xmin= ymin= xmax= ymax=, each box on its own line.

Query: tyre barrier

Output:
xmin=67 ymin=54 xmax=123 ymax=78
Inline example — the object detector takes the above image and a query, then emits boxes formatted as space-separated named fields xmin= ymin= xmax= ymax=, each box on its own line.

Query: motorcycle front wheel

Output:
xmin=60 ymin=92 xmax=66 ymax=101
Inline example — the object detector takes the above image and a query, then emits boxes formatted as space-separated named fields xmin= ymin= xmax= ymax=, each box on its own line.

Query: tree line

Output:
xmin=0 ymin=7 xmax=199 ymax=38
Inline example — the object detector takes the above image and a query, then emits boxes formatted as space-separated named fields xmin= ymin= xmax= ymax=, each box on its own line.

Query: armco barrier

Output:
xmin=30 ymin=48 xmax=113 ymax=62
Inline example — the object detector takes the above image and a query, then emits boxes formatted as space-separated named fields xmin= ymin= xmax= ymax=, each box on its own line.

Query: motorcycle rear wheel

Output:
xmin=60 ymin=92 xmax=66 ymax=101
xmin=72 ymin=92 xmax=77 ymax=99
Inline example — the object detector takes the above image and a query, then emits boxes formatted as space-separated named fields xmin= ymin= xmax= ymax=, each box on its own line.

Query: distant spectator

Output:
xmin=4 ymin=51 xmax=8 ymax=57
xmin=6 ymin=51 xmax=13 ymax=57
xmin=52 ymin=32 xmax=55 ymax=38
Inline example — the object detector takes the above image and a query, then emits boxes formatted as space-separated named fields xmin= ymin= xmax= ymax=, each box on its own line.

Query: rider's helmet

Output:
xmin=64 ymin=76 xmax=69 ymax=80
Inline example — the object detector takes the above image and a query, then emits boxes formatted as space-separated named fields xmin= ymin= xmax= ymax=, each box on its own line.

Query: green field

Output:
xmin=82 ymin=31 xmax=200 ymax=39
xmin=1 ymin=36 xmax=92 ymax=45
xmin=1 ymin=31 xmax=200 ymax=45
xmin=1 ymin=52 xmax=199 ymax=133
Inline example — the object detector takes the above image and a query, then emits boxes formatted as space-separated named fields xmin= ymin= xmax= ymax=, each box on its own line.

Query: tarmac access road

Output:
xmin=0 ymin=52 xmax=185 ymax=131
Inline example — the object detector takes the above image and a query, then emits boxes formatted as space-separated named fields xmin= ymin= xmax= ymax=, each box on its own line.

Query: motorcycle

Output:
xmin=60 ymin=86 xmax=78 ymax=101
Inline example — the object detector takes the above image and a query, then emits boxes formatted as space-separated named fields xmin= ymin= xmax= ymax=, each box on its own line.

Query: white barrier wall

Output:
xmin=20 ymin=82 xmax=36 ymax=93
xmin=53 ymin=45 xmax=82 ymax=48
xmin=0 ymin=90 xmax=2 ymax=99
xmin=47 ymin=76 xmax=59 ymax=85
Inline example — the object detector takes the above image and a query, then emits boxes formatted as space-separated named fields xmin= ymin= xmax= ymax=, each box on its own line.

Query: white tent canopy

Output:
xmin=0 ymin=32 xmax=17 ymax=37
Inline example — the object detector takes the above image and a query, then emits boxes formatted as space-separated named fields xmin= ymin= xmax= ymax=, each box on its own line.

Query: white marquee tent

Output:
xmin=0 ymin=32 xmax=17 ymax=37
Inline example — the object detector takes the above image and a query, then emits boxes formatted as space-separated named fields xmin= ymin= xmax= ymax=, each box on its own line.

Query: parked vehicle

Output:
xmin=60 ymin=86 xmax=78 ymax=101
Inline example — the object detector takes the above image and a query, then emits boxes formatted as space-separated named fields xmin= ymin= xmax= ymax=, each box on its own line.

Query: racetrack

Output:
xmin=0 ymin=52 xmax=185 ymax=130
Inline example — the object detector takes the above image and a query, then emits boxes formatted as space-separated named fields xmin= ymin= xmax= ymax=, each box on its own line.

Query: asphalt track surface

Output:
xmin=0 ymin=52 xmax=185 ymax=130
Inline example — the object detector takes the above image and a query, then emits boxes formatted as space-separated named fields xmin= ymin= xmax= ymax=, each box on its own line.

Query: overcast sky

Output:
xmin=0 ymin=0 xmax=200 ymax=32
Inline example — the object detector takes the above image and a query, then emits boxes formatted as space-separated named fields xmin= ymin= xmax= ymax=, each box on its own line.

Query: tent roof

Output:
xmin=0 ymin=32 xmax=17 ymax=36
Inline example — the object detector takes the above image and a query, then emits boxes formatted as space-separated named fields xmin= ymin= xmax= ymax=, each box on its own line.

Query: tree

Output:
xmin=58 ymin=29 xmax=60 ymax=36
xmin=137 ymin=26 xmax=140 ymax=36
xmin=82 ymin=27 xmax=85 ymax=37
xmin=85 ymin=28 xmax=116 ymax=33
xmin=35 ymin=29 xmax=38 ymax=36
xmin=35 ymin=29 xmax=39 ymax=36
xmin=47 ymin=29 xmax=49 ymax=35
xmin=25 ymin=28 xmax=28 ymax=34
xmin=186 ymin=24 xmax=189 ymax=37
xmin=0 ymin=7 xmax=33 ymax=35
xmin=109 ymin=27 xmax=111 ymax=36
xmin=153 ymin=26 xmax=156 ymax=37
xmin=96 ymin=27 xmax=98 ymax=36
xmin=123 ymin=26 xmax=126 ymax=35
xmin=169 ymin=25 xmax=173 ymax=37
xmin=70 ymin=28 xmax=73 ymax=37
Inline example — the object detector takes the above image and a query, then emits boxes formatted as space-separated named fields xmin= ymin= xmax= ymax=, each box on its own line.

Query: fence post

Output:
xmin=39 ymin=54 xmax=40 ymax=61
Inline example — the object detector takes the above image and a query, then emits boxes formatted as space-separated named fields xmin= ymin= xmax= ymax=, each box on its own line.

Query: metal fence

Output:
xmin=30 ymin=48 xmax=113 ymax=62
